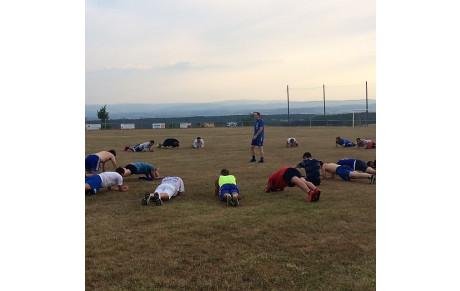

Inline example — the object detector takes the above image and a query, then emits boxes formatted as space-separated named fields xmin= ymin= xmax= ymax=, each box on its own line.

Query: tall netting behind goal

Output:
xmin=287 ymin=82 xmax=376 ymax=126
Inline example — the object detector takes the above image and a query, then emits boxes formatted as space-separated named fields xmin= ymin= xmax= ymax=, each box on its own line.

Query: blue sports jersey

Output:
xmin=132 ymin=162 xmax=155 ymax=175
xmin=337 ymin=159 xmax=356 ymax=169
xmin=336 ymin=138 xmax=354 ymax=147
xmin=254 ymin=119 xmax=264 ymax=138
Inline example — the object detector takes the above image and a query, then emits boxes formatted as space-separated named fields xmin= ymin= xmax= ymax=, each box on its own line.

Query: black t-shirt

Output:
xmin=297 ymin=159 xmax=321 ymax=185
xmin=163 ymin=138 xmax=179 ymax=147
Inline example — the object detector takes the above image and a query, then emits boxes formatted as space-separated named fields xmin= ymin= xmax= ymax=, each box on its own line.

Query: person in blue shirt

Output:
xmin=294 ymin=152 xmax=322 ymax=186
xmin=250 ymin=112 xmax=265 ymax=163
xmin=336 ymin=136 xmax=355 ymax=147
xmin=115 ymin=162 xmax=163 ymax=180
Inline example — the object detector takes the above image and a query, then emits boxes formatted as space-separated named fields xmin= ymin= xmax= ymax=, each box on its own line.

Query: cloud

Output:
xmin=85 ymin=0 xmax=375 ymax=104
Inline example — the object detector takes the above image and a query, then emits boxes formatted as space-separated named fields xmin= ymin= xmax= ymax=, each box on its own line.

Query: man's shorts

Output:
xmin=125 ymin=164 xmax=138 ymax=174
xmin=251 ymin=136 xmax=264 ymax=147
xmin=354 ymin=160 xmax=369 ymax=172
xmin=336 ymin=165 xmax=353 ymax=181
xmin=132 ymin=144 xmax=141 ymax=152
xmin=219 ymin=184 xmax=240 ymax=201
xmin=154 ymin=183 xmax=177 ymax=199
xmin=306 ymin=176 xmax=321 ymax=186
xmin=85 ymin=175 xmax=102 ymax=194
xmin=282 ymin=168 xmax=303 ymax=186
xmin=85 ymin=154 xmax=100 ymax=172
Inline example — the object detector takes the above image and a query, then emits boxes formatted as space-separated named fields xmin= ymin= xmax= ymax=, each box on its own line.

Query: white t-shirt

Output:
xmin=136 ymin=141 xmax=151 ymax=151
xmin=99 ymin=172 xmax=123 ymax=188
xmin=160 ymin=177 xmax=185 ymax=193
xmin=193 ymin=139 xmax=205 ymax=148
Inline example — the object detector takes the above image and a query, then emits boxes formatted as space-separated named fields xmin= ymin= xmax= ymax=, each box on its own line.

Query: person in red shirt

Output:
xmin=264 ymin=166 xmax=321 ymax=202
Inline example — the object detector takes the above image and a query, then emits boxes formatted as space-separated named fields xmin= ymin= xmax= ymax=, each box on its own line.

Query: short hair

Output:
xmin=197 ymin=137 xmax=201 ymax=139
xmin=319 ymin=160 xmax=324 ymax=167
xmin=356 ymin=137 xmax=361 ymax=141
xmin=109 ymin=150 xmax=116 ymax=156
xmin=173 ymin=141 xmax=179 ymax=147
xmin=367 ymin=161 xmax=373 ymax=167
xmin=115 ymin=167 xmax=125 ymax=175
xmin=150 ymin=140 xmax=155 ymax=144
xmin=303 ymin=152 xmax=312 ymax=159
xmin=253 ymin=112 xmax=261 ymax=116
xmin=220 ymin=169 xmax=229 ymax=175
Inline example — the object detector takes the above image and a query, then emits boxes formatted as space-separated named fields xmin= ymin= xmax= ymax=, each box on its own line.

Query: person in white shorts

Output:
xmin=142 ymin=176 xmax=185 ymax=206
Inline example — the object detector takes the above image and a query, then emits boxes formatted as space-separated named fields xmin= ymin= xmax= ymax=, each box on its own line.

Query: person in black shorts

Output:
xmin=294 ymin=152 xmax=322 ymax=186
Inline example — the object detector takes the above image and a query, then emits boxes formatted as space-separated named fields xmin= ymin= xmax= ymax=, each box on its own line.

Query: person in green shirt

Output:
xmin=214 ymin=169 xmax=240 ymax=207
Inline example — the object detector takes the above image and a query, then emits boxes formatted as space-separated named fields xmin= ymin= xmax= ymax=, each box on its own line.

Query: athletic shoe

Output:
xmin=314 ymin=188 xmax=321 ymax=202
xmin=249 ymin=158 xmax=256 ymax=162
xmin=226 ymin=195 xmax=233 ymax=206
xmin=369 ymin=175 xmax=376 ymax=184
xmin=142 ymin=192 xmax=151 ymax=206
xmin=153 ymin=192 xmax=163 ymax=206
xmin=258 ymin=159 xmax=264 ymax=163
xmin=308 ymin=190 xmax=314 ymax=202
xmin=232 ymin=195 xmax=239 ymax=207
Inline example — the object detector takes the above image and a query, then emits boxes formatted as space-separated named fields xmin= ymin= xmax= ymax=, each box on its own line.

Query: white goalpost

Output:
xmin=352 ymin=109 xmax=367 ymax=128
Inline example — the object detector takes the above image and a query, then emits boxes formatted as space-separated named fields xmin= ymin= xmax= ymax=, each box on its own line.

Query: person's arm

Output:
xmin=107 ymin=185 xmax=129 ymax=192
xmin=111 ymin=157 xmax=118 ymax=169
xmin=321 ymin=164 xmax=328 ymax=179
xmin=214 ymin=179 xmax=220 ymax=196
xmin=264 ymin=181 xmax=272 ymax=193
xmin=253 ymin=127 xmax=264 ymax=140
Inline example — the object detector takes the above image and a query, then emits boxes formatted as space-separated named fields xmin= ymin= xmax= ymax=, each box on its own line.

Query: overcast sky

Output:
xmin=86 ymin=0 xmax=376 ymax=105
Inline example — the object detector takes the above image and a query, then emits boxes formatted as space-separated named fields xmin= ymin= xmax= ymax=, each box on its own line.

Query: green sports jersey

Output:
xmin=218 ymin=175 xmax=236 ymax=187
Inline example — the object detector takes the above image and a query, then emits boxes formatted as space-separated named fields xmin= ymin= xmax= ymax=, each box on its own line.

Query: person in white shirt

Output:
xmin=286 ymin=137 xmax=298 ymax=148
xmin=142 ymin=177 xmax=185 ymax=206
xmin=85 ymin=171 xmax=129 ymax=195
xmin=192 ymin=137 xmax=205 ymax=149
xmin=124 ymin=140 xmax=155 ymax=152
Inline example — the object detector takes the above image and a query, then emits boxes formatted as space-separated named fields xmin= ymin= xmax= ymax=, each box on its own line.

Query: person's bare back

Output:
xmin=95 ymin=151 xmax=117 ymax=171
xmin=321 ymin=163 xmax=339 ymax=179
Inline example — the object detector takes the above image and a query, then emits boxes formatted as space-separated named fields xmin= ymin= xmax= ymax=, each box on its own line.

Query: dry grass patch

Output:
xmin=86 ymin=126 xmax=376 ymax=290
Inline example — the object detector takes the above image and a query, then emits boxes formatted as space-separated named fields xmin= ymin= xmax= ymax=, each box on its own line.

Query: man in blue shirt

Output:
xmin=250 ymin=112 xmax=265 ymax=163
xmin=336 ymin=137 xmax=355 ymax=147
xmin=295 ymin=152 xmax=322 ymax=185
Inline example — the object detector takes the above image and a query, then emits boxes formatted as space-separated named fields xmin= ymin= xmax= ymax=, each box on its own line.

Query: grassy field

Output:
xmin=85 ymin=126 xmax=376 ymax=290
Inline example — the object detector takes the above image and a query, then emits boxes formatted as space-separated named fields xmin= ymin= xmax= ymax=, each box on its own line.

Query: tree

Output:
xmin=97 ymin=105 xmax=110 ymax=129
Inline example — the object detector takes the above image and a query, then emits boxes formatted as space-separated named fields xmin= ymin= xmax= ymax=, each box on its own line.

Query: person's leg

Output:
xmin=250 ymin=145 xmax=256 ymax=162
xmin=290 ymin=176 xmax=312 ymax=193
xmin=224 ymin=193 xmax=233 ymax=206
xmin=258 ymin=146 xmax=264 ymax=162
xmin=231 ymin=191 xmax=239 ymax=206
xmin=349 ymin=171 xmax=372 ymax=179
xmin=365 ymin=167 xmax=376 ymax=175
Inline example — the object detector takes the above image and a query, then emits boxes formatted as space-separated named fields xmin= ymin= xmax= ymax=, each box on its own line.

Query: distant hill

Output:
xmin=85 ymin=99 xmax=376 ymax=120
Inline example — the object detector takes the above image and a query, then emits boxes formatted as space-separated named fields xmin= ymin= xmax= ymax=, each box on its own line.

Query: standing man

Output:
xmin=250 ymin=112 xmax=265 ymax=163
